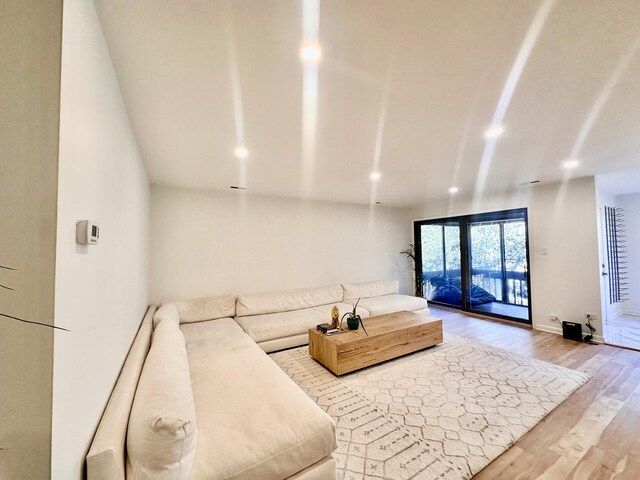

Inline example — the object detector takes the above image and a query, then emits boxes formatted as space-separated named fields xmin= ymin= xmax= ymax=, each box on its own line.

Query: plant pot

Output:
xmin=347 ymin=315 xmax=360 ymax=330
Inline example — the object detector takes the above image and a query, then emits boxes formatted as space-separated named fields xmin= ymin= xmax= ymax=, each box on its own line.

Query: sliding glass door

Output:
xmin=415 ymin=208 xmax=531 ymax=324
xmin=421 ymin=221 xmax=462 ymax=307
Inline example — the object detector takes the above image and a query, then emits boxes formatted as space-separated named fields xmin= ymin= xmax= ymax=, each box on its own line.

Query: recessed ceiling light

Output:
xmin=299 ymin=43 xmax=322 ymax=63
xmin=229 ymin=186 xmax=247 ymax=190
xmin=484 ymin=124 xmax=505 ymax=139
xmin=233 ymin=146 xmax=249 ymax=159
xmin=370 ymin=172 xmax=381 ymax=181
xmin=563 ymin=159 xmax=580 ymax=169
xmin=448 ymin=186 xmax=459 ymax=194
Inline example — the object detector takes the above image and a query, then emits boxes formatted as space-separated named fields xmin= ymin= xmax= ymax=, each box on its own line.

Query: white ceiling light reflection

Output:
xmin=474 ymin=0 xmax=556 ymax=203
xmin=562 ymin=159 xmax=580 ymax=169
xmin=299 ymin=44 xmax=322 ymax=64
xmin=370 ymin=172 xmax=381 ymax=181
xmin=568 ymin=36 xmax=640 ymax=163
xmin=483 ymin=124 xmax=505 ymax=139
xmin=448 ymin=186 xmax=459 ymax=194
xmin=554 ymin=36 xmax=640 ymax=217
xmin=369 ymin=67 xmax=392 ymax=207
xmin=233 ymin=146 xmax=249 ymax=159
xmin=300 ymin=0 xmax=320 ymax=196
xmin=225 ymin=12 xmax=248 ymax=190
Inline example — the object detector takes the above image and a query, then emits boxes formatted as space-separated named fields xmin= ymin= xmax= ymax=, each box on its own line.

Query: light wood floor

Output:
xmin=430 ymin=305 xmax=640 ymax=480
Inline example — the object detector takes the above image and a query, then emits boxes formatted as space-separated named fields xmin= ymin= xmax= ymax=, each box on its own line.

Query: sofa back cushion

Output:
xmin=236 ymin=284 xmax=343 ymax=317
xmin=342 ymin=280 xmax=399 ymax=301
xmin=152 ymin=303 xmax=179 ymax=329
xmin=174 ymin=294 xmax=236 ymax=323
xmin=86 ymin=307 xmax=156 ymax=480
xmin=126 ymin=318 xmax=197 ymax=480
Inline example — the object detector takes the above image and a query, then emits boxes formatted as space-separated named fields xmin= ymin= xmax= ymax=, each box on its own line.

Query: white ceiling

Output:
xmin=94 ymin=0 xmax=640 ymax=207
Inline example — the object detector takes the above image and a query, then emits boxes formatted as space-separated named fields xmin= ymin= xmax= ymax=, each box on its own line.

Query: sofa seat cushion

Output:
xmin=255 ymin=333 xmax=311 ymax=354
xmin=357 ymin=294 xmax=428 ymax=317
xmin=180 ymin=317 xmax=246 ymax=352
xmin=235 ymin=303 xmax=369 ymax=344
xmin=182 ymin=319 xmax=337 ymax=480
xmin=236 ymin=284 xmax=343 ymax=317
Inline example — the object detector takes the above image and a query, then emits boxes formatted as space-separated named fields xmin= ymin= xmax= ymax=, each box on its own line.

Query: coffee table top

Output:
xmin=308 ymin=310 xmax=443 ymax=375
xmin=308 ymin=310 xmax=439 ymax=346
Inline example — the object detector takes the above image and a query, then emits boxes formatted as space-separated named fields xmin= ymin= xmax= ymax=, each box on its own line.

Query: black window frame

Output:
xmin=414 ymin=207 xmax=533 ymax=325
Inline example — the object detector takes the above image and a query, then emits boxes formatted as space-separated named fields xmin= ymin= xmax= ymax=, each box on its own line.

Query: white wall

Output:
xmin=0 ymin=2 xmax=61 ymax=478
xmin=150 ymin=187 xmax=412 ymax=302
xmin=52 ymin=1 xmax=150 ymax=479
xmin=409 ymin=177 xmax=603 ymax=341
xmin=617 ymin=193 xmax=640 ymax=315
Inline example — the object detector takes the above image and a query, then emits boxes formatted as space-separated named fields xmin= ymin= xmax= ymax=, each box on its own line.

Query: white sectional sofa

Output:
xmin=234 ymin=280 xmax=429 ymax=353
xmin=87 ymin=280 xmax=429 ymax=480
xmin=234 ymin=284 xmax=366 ymax=353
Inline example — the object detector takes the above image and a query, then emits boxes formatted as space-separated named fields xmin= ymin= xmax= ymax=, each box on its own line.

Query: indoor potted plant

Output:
xmin=400 ymin=244 xmax=424 ymax=297
xmin=340 ymin=298 xmax=368 ymax=335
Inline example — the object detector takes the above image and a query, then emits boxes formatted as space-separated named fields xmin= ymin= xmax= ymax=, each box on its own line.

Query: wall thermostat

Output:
xmin=76 ymin=220 xmax=99 ymax=245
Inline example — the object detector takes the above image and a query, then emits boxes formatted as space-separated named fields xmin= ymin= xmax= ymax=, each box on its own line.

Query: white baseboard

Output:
xmin=533 ymin=324 xmax=604 ymax=344
xmin=534 ymin=324 xmax=562 ymax=336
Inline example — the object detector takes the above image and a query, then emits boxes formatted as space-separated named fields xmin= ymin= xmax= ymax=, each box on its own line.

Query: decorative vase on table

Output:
xmin=347 ymin=315 xmax=360 ymax=330
xmin=331 ymin=305 xmax=340 ymax=329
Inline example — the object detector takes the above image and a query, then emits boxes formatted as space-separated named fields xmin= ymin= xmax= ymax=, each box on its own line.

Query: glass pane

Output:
xmin=504 ymin=220 xmax=528 ymax=306
xmin=445 ymin=225 xmax=460 ymax=273
xmin=468 ymin=219 xmax=529 ymax=321
xmin=421 ymin=225 xmax=443 ymax=275
xmin=470 ymin=223 xmax=502 ymax=302
xmin=421 ymin=224 xmax=462 ymax=306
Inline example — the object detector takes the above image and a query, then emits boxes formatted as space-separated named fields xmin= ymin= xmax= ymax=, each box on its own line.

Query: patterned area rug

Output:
xmin=270 ymin=334 xmax=590 ymax=480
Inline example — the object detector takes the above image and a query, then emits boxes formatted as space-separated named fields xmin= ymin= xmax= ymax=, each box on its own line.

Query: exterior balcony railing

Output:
xmin=422 ymin=268 xmax=528 ymax=306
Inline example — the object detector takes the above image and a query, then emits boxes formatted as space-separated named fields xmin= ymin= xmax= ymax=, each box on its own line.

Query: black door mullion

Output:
xmin=460 ymin=217 xmax=470 ymax=311
xmin=500 ymin=222 xmax=508 ymax=303
xmin=414 ymin=223 xmax=423 ymax=298
xmin=442 ymin=225 xmax=447 ymax=279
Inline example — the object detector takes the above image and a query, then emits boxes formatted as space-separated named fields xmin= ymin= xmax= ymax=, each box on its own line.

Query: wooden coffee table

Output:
xmin=308 ymin=310 xmax=443 ymax=375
